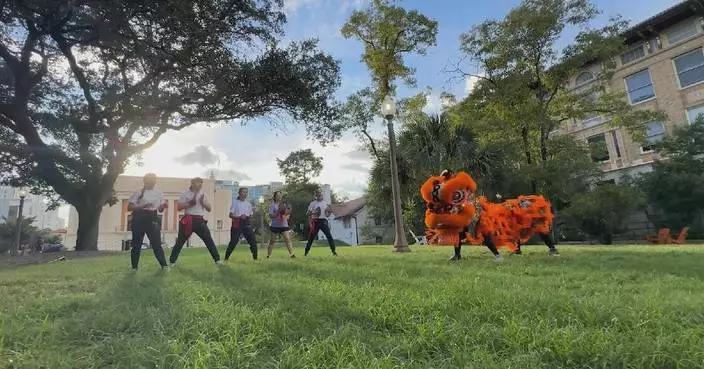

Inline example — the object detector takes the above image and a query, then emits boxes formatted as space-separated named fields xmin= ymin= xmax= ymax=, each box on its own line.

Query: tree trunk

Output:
xmin=522 ymin=127 xmax=538 ymax=193
xmin=74 ymin=202 xmax=104 ymax=251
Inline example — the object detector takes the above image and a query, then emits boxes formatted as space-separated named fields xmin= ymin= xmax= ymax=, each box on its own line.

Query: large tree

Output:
xmin=452 ymin=0 xmax=661 ymax=194
xmin=276 ymin=149 xmax=323 ymax=185
xmin=0 ymin=1 xmax=341 ymax=250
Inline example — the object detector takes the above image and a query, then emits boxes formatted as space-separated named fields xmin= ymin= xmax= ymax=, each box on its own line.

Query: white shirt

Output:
xmin=230 ymin=199 xmax=253 ymax=217
xmin=179 ymin=190 xmax=207 ymax=216
xmin=308 ymin=200 xmax=330 ymax=219
xmin=128 ymin=188 xmax=164 ymax=211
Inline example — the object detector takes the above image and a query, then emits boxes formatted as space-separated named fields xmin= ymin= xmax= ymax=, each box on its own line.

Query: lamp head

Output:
xmin=18 ymin=190 xmax=26 ymax=199
xmin=380 ymin=95 xmax=397 ymax=119
xmin=258 ymin=196 xmax=264 ymax=204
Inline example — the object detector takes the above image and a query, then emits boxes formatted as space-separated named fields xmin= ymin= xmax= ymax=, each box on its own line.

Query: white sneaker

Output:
xmin=215 ymin=260 xmax=224 ymax=267
xmin=494 ymin=255 xmax=504 ymax=263
xmin=169 ymin=262 xmax=177 ymax=268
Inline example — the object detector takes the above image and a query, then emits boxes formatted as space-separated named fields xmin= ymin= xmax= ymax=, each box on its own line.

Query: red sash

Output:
xmin=179 ymin=215 xmax=204 ymax=238
xmin=231 ymin=217 xmax=240 ymax=228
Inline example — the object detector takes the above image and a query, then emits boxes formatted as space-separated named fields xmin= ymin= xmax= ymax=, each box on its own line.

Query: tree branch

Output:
xmin=51 ymin=33 xmax=101 ymax=128
xmin=361 ymin=129 xmax=381 ymax=160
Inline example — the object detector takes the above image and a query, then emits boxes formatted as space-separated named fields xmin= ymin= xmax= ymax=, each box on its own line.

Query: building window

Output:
xmin=611 ymin=131 xmax=622 ymax=158
xmin=625 ymin=69 xmax=655 ymax=104
xmin=641 ymin=121 xmax=666 ymax=152
xmin=674 ymin=49 xmax=704 ymax=88
xmin=582 ymin=91 xmax=599 ymax=122
xmin=575 ymin=71 xmax=594 ymax=86
xmin=216 ymin=220 xmax=223 ymax=230
xmin=374 ymin=217 xmax=382 ymax=226
xmin=620 ymin=43 xmax=646 ymax=65
xmin=666 ymin=19 xmax=699 ymax=46
xmin=343 ymin=218 xmax=351 ymax=229
xmin=686 ymin=105 xmax=704 ymax=124
xmin=587 ymin=134 xmax=609 ymax=162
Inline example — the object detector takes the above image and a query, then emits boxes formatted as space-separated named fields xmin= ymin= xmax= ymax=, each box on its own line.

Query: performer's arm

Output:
xmin=177 ymin=193 xmax=191 ymax=210
xmin=324 ymin=203 xmax=332 ymax=217
xmin=127 ymin=191 xmax=143 ymax=211
xmin=201 ymin=194 xmax=212 ymax=212
xmin=229 ymin=201 xmax=237 ymax=219
xmin=306 ymin=202 xmax=314 ymax=217
xmin=157 ymin=193 xmax=168 ymax=212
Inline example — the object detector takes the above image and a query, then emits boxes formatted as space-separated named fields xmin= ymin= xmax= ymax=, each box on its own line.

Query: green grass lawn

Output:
xmin=2 ymin=245 xmax=704 ymax=369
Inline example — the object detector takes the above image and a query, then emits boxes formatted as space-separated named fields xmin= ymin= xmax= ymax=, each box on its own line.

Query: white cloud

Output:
xmin=465 ymin=74 xmax=482 ymax=95
xmin=283 ymin=0 xmax=324 ymax=15
xmin=124 ymin=123 xmax=372 ymax=198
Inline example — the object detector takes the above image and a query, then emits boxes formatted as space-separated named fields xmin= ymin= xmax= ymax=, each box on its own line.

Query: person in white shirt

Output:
xmin=127 ymin=173 xmax=168 ymax=270
xmin=224 ymin=187 xmax=258 ymax=261
xmin=168 ymin=177 xmax=221 ymax=266
xmin=305 ymin=189 xmax=337 ymax=256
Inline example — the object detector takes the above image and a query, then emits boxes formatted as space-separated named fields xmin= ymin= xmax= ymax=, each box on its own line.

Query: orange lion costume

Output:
xmin=421 ymin=170 xmax=560 ymax=261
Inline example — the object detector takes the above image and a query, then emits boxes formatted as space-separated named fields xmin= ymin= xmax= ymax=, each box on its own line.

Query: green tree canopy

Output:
xmin=276 ymin=149 xmax=323 ymax=185
xmin=0 ymin=0 xmax=341 ymax=250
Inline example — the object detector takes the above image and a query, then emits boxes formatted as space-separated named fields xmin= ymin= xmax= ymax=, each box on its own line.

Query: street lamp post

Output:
xmin=381 ymin=96 xmax=410 ymax=252
xmin=13 ymin=190 xmax=26 ymax=255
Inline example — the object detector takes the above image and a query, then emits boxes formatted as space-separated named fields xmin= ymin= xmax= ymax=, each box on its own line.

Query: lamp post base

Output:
xmin=392 ymin=245 xmax=411 ymax=253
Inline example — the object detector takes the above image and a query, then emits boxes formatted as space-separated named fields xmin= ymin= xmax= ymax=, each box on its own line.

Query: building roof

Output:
xmin=330 ymin=197 xmax=366 ymax=219
xmin=622 ymin=0 xmax=704 ymax=44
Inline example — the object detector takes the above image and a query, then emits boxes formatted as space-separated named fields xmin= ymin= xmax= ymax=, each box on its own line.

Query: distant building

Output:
xmin=329 ymin=197 xmax=392 ymax=245
xmin=0 ymin=186 xmax=65 ymax=230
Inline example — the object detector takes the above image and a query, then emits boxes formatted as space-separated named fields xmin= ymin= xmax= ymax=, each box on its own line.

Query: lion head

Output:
xmin=420 ymin=170 xmax=479 ymax=230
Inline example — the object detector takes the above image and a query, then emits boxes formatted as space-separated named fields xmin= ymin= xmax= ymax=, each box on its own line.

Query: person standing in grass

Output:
xmin=224 ymin=187 xmax=258 ymax=261
xmin=304 ymin=189 xmax=337 ymax=256
xmin=266 ymin=191 xmax=295 ymax=259
xmin=128 ymin=173 xmax=169 ymax=270
xmin=169 ymin=177 xmax=222 ymax=266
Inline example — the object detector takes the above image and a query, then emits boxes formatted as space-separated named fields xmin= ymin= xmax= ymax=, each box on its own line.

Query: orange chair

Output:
xmin=646 ymin=228 xmax=672 ymax=244
xmin=672 ymin=227 xmax=689 ymax=245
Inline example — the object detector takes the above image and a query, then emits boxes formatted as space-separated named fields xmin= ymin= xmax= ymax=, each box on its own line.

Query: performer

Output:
xmin=224 ymin=187 xmax=258 ymax=261
xmin=503 ymin=196 xmax=560 ymax=256
xmin=304 ymin=189 xmax=337 ymax=256
xmin=169 ymin=177 xmax=221 ymax=266
xmin=128 ymin=173 xmax=168 ymax=270
xmin=266 ymin=191 xmax=295 ymax=259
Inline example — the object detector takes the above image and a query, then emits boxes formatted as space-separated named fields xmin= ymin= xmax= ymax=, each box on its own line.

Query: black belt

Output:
xmin=134 ymin=209 xmax=158 ymax=216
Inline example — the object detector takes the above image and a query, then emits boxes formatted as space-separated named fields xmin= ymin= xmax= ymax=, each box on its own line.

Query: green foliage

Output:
xmin=0 ymin=0 xmax=341 ymax=250
xmin=638 ymin=120 xmax=704 ymax=230
xmin=561 ymin=183 xmax=645 ymax=244
xmin=3 ymin=246 xmax=704 ymax=368
xmin=452 ymin=0 xmax=662 ymax=196
xmin=0 ymin=216 xmax=59 ymax=253
xmin=366 ymin=112 xmax=504 ymax=232
xmin=341 ymin=0 xmax=438 ymax=98
xmin=276 ymin=149 xmax=324 ymax=185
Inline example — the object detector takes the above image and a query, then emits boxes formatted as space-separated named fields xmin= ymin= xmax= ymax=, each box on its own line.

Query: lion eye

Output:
xmin=452 ymin=190 xmax=465 ymax=204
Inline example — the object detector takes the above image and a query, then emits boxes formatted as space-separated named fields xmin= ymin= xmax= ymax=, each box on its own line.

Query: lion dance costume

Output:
xmin=420 ymin=170 xmax=560 ymax=261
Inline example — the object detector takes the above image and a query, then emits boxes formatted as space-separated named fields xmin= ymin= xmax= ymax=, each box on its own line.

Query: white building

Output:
xmin=329 ymin=197 xmax=393 ymax=245
xmin=0 ymin=186 xmax=65 ymax=230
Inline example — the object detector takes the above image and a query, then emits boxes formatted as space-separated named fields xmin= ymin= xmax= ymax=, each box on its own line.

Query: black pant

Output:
xmin=131 ymin=211 xmax=167 ymax=268
xmin=169 ymin=217 xmax=220 ymax=263
xmin=225 ymin=224 xmax=258 ymax=260
xmin=305 ymin=218 xmax=336 ymax=254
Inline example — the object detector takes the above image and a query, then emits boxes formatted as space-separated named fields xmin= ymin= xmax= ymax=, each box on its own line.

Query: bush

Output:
xmin=561 ymin=183 xmax=645 ymax=244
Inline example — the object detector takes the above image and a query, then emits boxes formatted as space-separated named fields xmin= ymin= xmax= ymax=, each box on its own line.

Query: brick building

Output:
xmin=554 ymin=0 xmax=704 ymax=183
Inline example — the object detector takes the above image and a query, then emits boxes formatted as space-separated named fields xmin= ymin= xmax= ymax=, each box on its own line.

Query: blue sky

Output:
xmin=125 ymin=0 xmax=682 ymax=199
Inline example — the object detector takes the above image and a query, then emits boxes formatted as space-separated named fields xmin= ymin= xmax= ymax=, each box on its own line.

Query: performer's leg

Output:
xmin=282 ymin=231 xmax=295 ymax=257
xmin=450 ymin=231 xmax=465 ymax=261
xmin=225 ymin=227 xmax=242 ymax=260
xmin=483 ymin=237 xmax=503 ymax=261
xmin=266 ymin=230 xmax=277 ymax=258
xmin=130 ymin=223 xmax=146 ymax=269
xmin=305 ymin=221 xmax=319 ymax=256
xmin=540 ymin=232 xmax=560 ymax=255
xmin=169 ymin=224 xmax=188 ymax=265
xmin=145 ymin=219 xmax=167 ymax=267
xmin=512 ymin=241 xmax=523 ymax=255
xmin=318 ymin=220 xmax=337 ymax=255
xmin=193 ymin=221 xmax=220 ymax=262
xmin=242 ymin=226 xmax=258 ymax=260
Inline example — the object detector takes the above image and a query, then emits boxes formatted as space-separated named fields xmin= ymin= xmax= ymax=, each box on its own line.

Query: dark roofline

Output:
xmin=622 ymin=0 xmax=704 ymax=44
